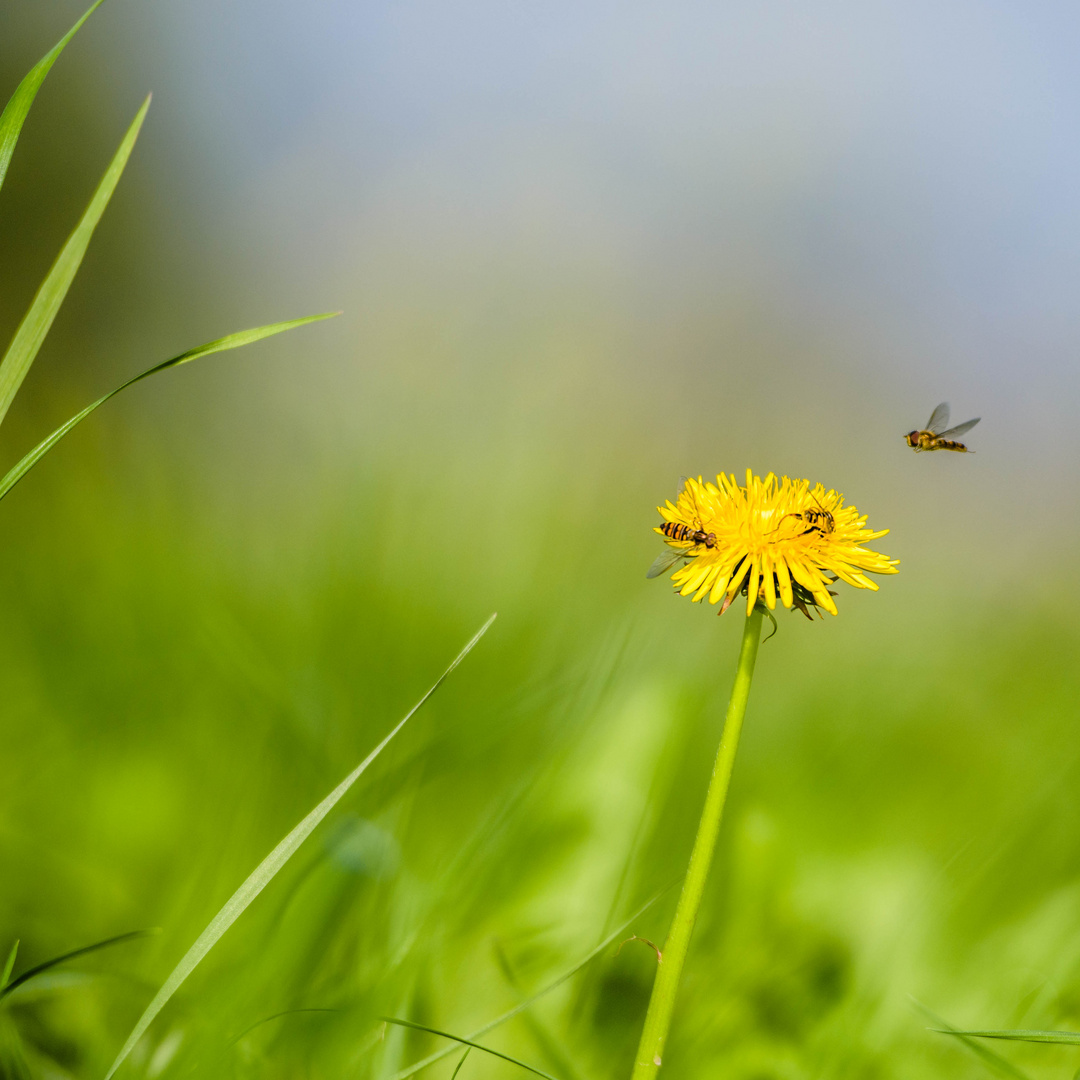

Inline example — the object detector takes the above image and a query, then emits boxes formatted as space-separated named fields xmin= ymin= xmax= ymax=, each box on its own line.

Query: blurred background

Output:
xmin=2 ymin=1 xmax=1080 ymax=1077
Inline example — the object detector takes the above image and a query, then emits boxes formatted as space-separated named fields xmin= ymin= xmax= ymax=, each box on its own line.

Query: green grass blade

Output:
xmin=0 ymin=930 xmax=152 ymax=1002
xmin=103 ymin=614 xmax=497 ymax=1080
xmin=0 ymin=94 xmax=149 ymax=430
xmin=449 ymin=1048 xmax=471 ymax=1080
xmin=0 ymin=0 xmax=106 ymax=195
xmin=935 ymin=1030 xmax=1080 ymax=1046
xmin=0 ymin=942 xmax=17 ymax=992
xmin=392 ymin=887 xmax=671 ymax=1080
xmin=913 ymin=1001 xmax=1033 ymax=1080
xmin=494 ymin=942 xmax=584 ymax=1080
xmin=382 ymin=1019 xmax=563 ymax=1080
xmin=0 ymin=312 xmax=340 ymax=503
xmin=230 ymin=1008 xmax=339 ymax=1045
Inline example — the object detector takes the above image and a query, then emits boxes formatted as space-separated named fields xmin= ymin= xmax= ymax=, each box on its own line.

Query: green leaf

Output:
xmin=382 ymin=1018 xmax=563 ymax=1080
xmin=103 ymin=614 xmax=496 ymax=1080
xmin=913 ymin=1000 xmax=1033 ymax=1080
xmin=0 ymin=94 xmax=149 ymax=431
xmin=935 ymin=1029 xmax=1080 ymax=1046
xmin=0 ymin=930 xmax=152 ymax=1003
xmin=0 ymin=312 xmax=340 ymax=503
xmin=391 ymin=887 xmax=671 ymax=1080
xmin=0 ymin=0 xmax=106 ymax=195
xmin=0 ymin=941 xmax=17 ymax=992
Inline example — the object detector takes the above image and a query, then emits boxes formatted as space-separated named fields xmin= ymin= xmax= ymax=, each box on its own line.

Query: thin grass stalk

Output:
xmin=103 ymin=614 xmax=495 ymax=1080
xmin=631 ymin=605 xmax=764 ymax=1078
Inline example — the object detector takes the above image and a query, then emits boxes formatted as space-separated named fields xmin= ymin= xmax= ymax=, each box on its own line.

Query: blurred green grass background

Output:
xmin=4 ymin=2 xmax=1080 ymax=1078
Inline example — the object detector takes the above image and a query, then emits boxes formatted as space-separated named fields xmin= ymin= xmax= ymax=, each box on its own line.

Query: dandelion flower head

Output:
xmin=653 ymin=471 xmax=898 ymax=617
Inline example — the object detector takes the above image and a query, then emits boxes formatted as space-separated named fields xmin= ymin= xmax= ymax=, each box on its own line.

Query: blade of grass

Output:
xmin=449 ymin=1048 xmax=471 ymax=1080
xmin=230 ymin=1008 xmax=339 ymax=1045
xmin=0 ymin=930 xmax=153 ymax=1002
xmin=493 ymin=942 xmax=585 ymax=1080
xmin=0 ymin=943 xmax=17 ymax=992
xmin=382 ymin=1019 xmax=562 ymax=1080
xmin=0 ymin=312 xmax=339 ymax=503
xmin=934 ymin=1030 xmax=1080 ymax=1046
xmin=0 ymin=1019 xmax=32 ymax=1080
xmin=391 ymin=886 xmax=673 ymax=1080
xmin=912 ymin=1000 xmax=1033 ymax=1080
xmin=0 ymin=0 xmax=106 ymax=195
xmin=103 ymin=614 xmax=497 ymax=1080
xmin=0 ymin=94 xmax=149 ymax=430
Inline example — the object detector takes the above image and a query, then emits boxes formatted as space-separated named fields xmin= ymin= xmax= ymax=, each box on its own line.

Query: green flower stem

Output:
xmin=631 ymin=605 xmax=765 ymax=1078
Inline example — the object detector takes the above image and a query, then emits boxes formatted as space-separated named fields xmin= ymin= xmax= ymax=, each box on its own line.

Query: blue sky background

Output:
xmin=3 ymin=0 xmax=1079 ymax=590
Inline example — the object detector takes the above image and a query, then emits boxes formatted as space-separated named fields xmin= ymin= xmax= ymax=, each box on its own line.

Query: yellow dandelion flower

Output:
xmin=650 ymin=470 xmax=898 ymax=618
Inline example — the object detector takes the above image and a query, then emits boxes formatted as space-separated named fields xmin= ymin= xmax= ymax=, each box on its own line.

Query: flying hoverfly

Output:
xmin=904 ymin=402 xmax=980 ymax=453
xmin=770 ymin=490 xmax=835 ymax=541
xmin=646 ymin=478 xmax=717 ymax=579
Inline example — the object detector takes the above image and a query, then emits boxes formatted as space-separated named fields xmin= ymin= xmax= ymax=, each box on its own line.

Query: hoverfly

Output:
xmin=646 ymin=478 xmax=716 ymax=579
xmin=770 ymin=490 xmax=834 ymax=542
xmin=904 ymin=402 xmax=980 ymax=453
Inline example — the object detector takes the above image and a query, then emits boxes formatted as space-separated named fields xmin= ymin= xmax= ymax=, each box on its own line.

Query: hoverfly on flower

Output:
xmin=904 ymin=402 xmax=980 ymax=453
xmin=646 ymin=477 xmax=716 ymax=579
xmin=770 ymin=490 xmax=834 ymax=540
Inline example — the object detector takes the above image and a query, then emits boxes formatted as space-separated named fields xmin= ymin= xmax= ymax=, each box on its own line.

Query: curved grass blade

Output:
xmin=382 ymin=1018 xmax=562 ymax=1080
xmin=0 ymin=930 xmax=152 ymax=1002
xmin=0 ymin=94 xmax=149 ymax=430
xmin=230 ymin=1008 xmax=339 ymax=1045
xmin=103 ymin=614 xmax=497 ymax=1080
xmin=935 ymin=1030 xmax=1080 ymax=1046
xmin=0 ymin=942 xmax=17 ymax=992
xmin=0 ymin=312 xmax=339 ymax=503
xmin=913 ymin=1000 xmax=1032 ymax=1080
xmin=392 ymin=886 xmax=672 ymax=1080
xmin=0 ymin=0 xmax=106 ymax=195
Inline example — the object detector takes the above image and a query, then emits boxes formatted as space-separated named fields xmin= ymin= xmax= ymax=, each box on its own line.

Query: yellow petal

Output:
xmin=815 ymin=590 xmax=838 ymax=615
xmin=745 ymin=556 xmax=760 ymax=617
xmin=727 ymin=555 xmax=751 ymax=598
xmin=693 ymin=564 xmax=720 ymax=602
xmin=760 ymin=552 xmax=777 ymax=609
xmin=709 ymin=569 xmax=731 ymax=605
xmin=775 ymin=557 xmax=794 ymax=608
xmin=679 ymin=560 xmax=712 ymax=596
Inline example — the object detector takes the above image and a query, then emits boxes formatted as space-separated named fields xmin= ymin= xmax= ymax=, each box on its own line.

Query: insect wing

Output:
xmin=646 ymin=548 xmax=692 ymax=579
xmin=925 ymin=402 xmax=950 ymax=434
xmin=936 ymin=416 xmax=980 ymax=440
xmin=662 ymin=477 xmax=692 ymax=516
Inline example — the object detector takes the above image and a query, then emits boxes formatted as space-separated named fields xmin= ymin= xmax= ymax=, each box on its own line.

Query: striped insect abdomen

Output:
xmin=661 ymin=521 xmax=694 ymax=542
